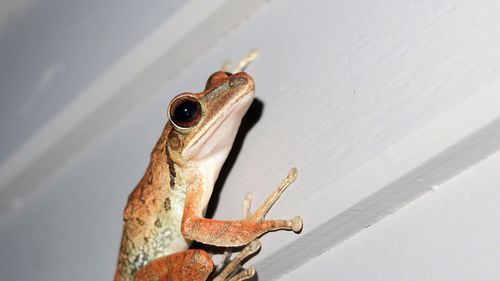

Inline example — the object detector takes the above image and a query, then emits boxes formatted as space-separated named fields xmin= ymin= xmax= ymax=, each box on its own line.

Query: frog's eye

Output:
xmin=168 ymin=96 xmax=202 ymax=128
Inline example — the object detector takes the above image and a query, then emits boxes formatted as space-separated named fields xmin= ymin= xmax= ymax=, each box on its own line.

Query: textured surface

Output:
xmin=0 ymin=0 xmax=186 ymax=162
xmin=279 ymin=150 xmax=500 ymax=281
xmin=0 ymin=0 xmax=500 ymax=280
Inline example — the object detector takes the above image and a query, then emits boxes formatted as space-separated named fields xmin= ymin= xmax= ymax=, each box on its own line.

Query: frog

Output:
xmin=114 ymin=52 xmax=302 ymax=281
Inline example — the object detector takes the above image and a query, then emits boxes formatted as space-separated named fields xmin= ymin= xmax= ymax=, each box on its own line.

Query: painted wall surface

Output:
xmin=280 ymin=150 xmax=500 ymax=281
xmin=0 ymin=0 xmax=499 ymax=280
xmin=0 ymin=0 xmax=185 ymax=162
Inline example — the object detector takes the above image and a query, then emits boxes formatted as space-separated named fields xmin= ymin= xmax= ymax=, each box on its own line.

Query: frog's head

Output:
xmin=166 ymin=71 xmax=255 ymax=168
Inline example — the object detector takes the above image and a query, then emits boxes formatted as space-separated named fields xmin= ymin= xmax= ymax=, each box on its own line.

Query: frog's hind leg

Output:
xmin=213 ymin=240 xmax=261 ymax=281
xmin=134 ymin=249 xmax=214 ymax=281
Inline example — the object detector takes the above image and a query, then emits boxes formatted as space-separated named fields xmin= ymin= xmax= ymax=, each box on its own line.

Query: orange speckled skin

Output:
xmin=134 ymin=250 xmax=214 ymax=281
xmin=114 ymin=72 xmax=302 ymax=281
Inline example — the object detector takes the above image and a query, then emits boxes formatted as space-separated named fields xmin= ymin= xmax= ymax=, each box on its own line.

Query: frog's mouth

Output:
xmin=195 ymin=91 xmax=254 ymax=160
xmin=181 ymin=72 xmax=255 ymax=163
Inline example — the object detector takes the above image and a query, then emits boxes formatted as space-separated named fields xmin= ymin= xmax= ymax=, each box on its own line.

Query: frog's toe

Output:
xmin=291 ymin=216 xmax=303 ymax=233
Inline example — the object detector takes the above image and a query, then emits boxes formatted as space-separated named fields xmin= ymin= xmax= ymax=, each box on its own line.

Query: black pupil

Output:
xmin=173 ymin=100 xmax=198 ymax=122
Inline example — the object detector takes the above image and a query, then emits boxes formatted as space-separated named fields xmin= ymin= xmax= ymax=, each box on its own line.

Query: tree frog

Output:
xmin=114 ymin=64 xmax=302 ymax=281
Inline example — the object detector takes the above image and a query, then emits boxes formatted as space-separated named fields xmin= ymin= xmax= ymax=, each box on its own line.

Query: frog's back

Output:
xmin=116 ymin=127 xmax=190 ymax=280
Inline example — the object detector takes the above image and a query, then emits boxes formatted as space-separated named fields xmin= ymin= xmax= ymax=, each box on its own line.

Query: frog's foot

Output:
xmin=213 ymin=240 xmax=261 ymax=281
xmin=243 ymin=192 xmax=253 ymax=219
xmin=221 ymin=49 xmax=259 ymax=74
xmin=249 ymin=168 xmax=303 ymax=233
xmin=216 ymin=249 xmax=233 ymax=272
xmin=228 ymin=266 xmax=255 ymax=281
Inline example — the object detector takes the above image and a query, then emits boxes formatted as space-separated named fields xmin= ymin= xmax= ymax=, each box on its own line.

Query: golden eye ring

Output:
xmin=168 ymin=96 xmax=202 ymax=129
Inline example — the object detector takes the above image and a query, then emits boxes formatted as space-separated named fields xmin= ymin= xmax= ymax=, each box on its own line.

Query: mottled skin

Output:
xmin=114 ymin=72 xmax=302 ymax=281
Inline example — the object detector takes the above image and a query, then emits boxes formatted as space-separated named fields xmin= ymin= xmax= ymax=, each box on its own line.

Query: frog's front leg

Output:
xmin=212 ymin=194 xmax=261 ymax=281
xmin=133 ymin=249 xmax=214 ymax=281
xmin=182 ymin=168 xmax=303 ymax=247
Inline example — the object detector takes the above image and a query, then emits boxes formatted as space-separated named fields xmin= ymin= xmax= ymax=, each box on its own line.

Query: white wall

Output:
xmin=0 ymin=0 xmax=185 ymax=162
xmin=0 ymin=1 xmax=499 ymax=280
xmin=280 ymin=150 xmax=500 ymax=281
